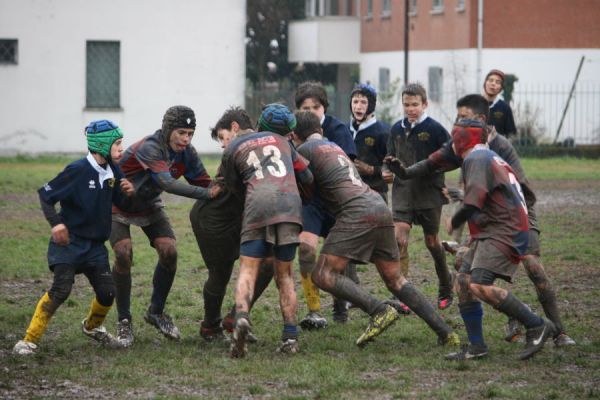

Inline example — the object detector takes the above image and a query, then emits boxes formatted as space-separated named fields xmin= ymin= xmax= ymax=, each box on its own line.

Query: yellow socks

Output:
xmin=400 ymin=255 xmax=409 ymax=277
xmin=301 ymin=274 xmax=321 ymax=312
xmin=84 ymin=298 xmax=111 ymax=330
xmin=23 ymin=292 xmax=54 ymax=344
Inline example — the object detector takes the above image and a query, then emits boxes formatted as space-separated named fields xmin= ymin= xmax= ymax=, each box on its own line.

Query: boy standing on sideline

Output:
xmin=189 ymin=106 xmax=273 ymax=343
xmin=110 ymin=105 xmax=219 ymax=347
xmin=482 ymin=69 xmax=517 ymax=138
xmin=382 ymin=83 xmax=454 ymax=312
xmin=294 ymin=81 xmax=358 ymax=327
xmin=443 ymin=119 xmax=555 ymax=360
xmin=349 ymin=83 xmax=389 ymax=201
xmin=14 ymin=120 xmax=133 ymax=355
xmin=220 ymin=104 xmax=313 ymax=357
xmin=290 ymin=111 xmax=460 ymax=348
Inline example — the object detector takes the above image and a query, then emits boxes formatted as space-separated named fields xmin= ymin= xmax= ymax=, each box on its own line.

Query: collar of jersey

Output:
xmin=86 ymin=153 xmax=114 ymax=189
xmin=350 ymin=116 xmax=377 ymax=138
xmin=401 ymin=113 xmax=428 ymax=130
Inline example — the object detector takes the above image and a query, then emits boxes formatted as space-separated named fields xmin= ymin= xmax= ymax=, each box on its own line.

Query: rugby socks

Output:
xmin=394 ymin=283 xmax=452 ymax=338
xmin=399 ymin=254 xmax=409 ymax=277
xmin=495 ymin=292 xmax=544 ymax=329
xmin=112 ymin=267 xmax=132 ymax=321
xmin=331 ymin=273 xmax=382 ymax=315
xmin=430 ymin=244 xmax=453 ymax=296
xmin=282 ymin=324 xmax=298 ymax=341
xmin=84 ymin=298 xmax=111 ymax=330
xmin=203 ymin=288 xmax=223 ymax=325
xmin=23 ymin=292 xmax=54 ymax=344
xmin=524 ymin=257 xmax=564 ymax=333
xmin=459 ymin=301 xmax=485 ymax=346
xmin=149 ymin=263 xmax=175 ymax=315
xmin=344 ymin=262 xmax=360 ymax=284
xmin=301 ymin=275 xmax=321 ymax=312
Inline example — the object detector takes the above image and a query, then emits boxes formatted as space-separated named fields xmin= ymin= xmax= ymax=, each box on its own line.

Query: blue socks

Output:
xmin=459 ymin=301 xmax=485 ymax=346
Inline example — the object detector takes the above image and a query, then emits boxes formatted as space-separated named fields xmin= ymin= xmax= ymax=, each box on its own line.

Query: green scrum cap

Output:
xmin=85 ymin=120 xmax=123 ymax=159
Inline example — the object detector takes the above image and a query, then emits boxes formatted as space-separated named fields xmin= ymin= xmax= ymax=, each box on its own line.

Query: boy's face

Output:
xmin=110 ymin=138 xmax=124 ymax=163
xmin=456 ymin=106 xmax=486 ymax=125
xmin=169 ymin=128 xmax=194 ymax=152
xmin=484 ymin=74 xmax=503 ymax=97
xmin=217 ymin=128 xmax=236 ymax=149
xmin=402 ymin=94 xmax=427 ymax=123
xmin=298 ymin=97 xmax=325 ymax=122
xmin=351 ymin=94 xmax=369 ymax=121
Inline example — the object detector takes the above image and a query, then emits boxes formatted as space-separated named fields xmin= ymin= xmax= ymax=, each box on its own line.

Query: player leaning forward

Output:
xmin=289 ymin=111 xmax=460 ymax=348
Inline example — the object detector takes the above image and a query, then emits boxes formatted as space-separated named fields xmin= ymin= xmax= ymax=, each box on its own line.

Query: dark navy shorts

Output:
xmin=302 ymin=198 xmax=336 ymax=237
xmin=47 ymin=234 xmax=108 ymax=269
xmin=240 ymin=240 xmax=298 ymax=261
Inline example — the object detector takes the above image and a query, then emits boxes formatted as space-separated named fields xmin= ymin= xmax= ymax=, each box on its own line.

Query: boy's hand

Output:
xmin=51 ymin=224 xmax=69 ymax=246
xmin=354 ymin=159 xmax=373 ymax=176
xmin=383 ymin=156 xmax=407 ymax=179
xmin=120 ymin=179 xmax=135 ymax=197
xmin=209 ymin=183 xmax=223 ymax=199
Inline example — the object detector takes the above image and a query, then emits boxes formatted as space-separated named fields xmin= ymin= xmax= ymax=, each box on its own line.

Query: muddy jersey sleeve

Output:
xmin=183 ymin=146 xmax=212 ymax=188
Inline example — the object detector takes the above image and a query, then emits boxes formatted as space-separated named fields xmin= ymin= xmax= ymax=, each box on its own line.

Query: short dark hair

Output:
xmin=295 ymin=81 xmax=329 ymax=112
xmin=401 ymin=82 xmax=427 ymax=102
xmin=294 ymin=111 xmax=321 ymax=141
xmin=456 ymin=94 xmax=490 ymax=122
xmin=210 ymin=106 xmax=253 ymax=141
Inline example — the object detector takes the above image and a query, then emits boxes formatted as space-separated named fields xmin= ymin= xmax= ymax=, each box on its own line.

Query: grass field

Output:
xmin=1 ymin=156 xmax=599 ymax=399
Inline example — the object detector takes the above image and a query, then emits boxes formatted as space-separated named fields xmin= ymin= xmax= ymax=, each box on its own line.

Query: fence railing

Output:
xmin=245 ymin=82 xmax=600 ymax=148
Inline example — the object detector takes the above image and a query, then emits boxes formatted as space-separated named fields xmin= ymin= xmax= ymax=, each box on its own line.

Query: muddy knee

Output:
xmin=113 ymin=241 xmax=133 ymax=274
xmin=156 ymin=241 xmax=178 ymax=272
xmin=298 ymin=243 xmax=317 ymax=277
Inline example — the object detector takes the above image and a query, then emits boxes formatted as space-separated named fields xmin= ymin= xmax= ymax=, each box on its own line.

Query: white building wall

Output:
xmin=0 ymin=0 xmax=246 ymax=154
xmin=360 ymin=48 xmax=600 ymax=143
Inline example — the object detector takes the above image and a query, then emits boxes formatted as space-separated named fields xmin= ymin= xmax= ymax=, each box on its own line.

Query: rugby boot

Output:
xmin=222 ymin=313 xmax=258 ymax=343
xmin=13 ymin=340 xmax=38 ymax=355
xmin=82 ymin=319 xmax=121 ymax=348
xmin=445 ymin=343 xmax=488 ymax=361
xmin=438 ymin=331 xmax=461 ymax=346
xmin=554 ymin=332 xmax=576 ymax=347
xmin=116 ymin=319 xmax=134 ymax=347
xmin=230 ymin=317 xmax=251 ymax=358
xmin=504 ymin=317 xmax=523 ymax=343
xmin=437 ymin=293 xmax=454 ymax=310
xmin=441 ymin=240 xmax=459 ymax=255
xmin=383 ymin=297 xmax=411 ymax=315
xmin=200 ymin=319 xmax=225 ymax=342
xmin=300 ymin=311 xmax=328 ymax=330
xmin=356 ymin=305 xmax=400 ymax=347
xmin=520 ymin=318 xmax=556 ymax=360
xmin=276 ymin=338 xmax=300 ymax=354
xmin=144 ymin=309 xmax=181 ymax=341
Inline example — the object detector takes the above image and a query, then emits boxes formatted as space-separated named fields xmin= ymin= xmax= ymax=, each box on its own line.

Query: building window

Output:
xmin=428 ymin=66 xmax=443 ymax=102
xmin=382 ymin=0 xmax=391 ymax=17
xmin=431 ymin=0 xmax=444 ymax=14
xmin=379 ymin=67 xmax=390 ymax=93
xmin=409 ymin=0 xmax=417 ymax=16
xmin=0 ymin=39 xmax=18 ymax=64
xmin=367 ymin=0 xmax=373 ymax=18
xmin=456 ymin=0 xmax=465 ymax=11
xmin=86 ymin=41 xmax=120 ymax=109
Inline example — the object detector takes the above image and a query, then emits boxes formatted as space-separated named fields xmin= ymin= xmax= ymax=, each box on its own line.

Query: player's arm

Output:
xmin=290 ymin=145 xmax=315 ymax=202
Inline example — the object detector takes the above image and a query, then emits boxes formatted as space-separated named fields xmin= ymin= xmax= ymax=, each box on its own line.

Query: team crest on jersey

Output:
xmin=494 ymin=111 xmax=504 ymax=119
xmin=418 ymin=132 xmax=430 ymax=141
xmin=88 ymin=180 xmax=96 ymax=189
xmin=108 ymin=178 xmax=115 ymax=188
xmin=364 ymin=137 xmax=375 ymax=146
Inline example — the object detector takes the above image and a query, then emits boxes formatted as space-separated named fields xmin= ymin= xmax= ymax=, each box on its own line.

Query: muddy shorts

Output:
xmin=525 ymin=228 xmax=541 ymax=257
xmin=322 ymin=224 xmax=399 ymax=264
xmin=110 ymin=209 xmax=175 ymax=247
xmin=240 ymin=223 xmax=300 ymax=261
xmin=459 ymin=239 xmax=518 ymax=282
xmin=393 ymin=206 xmax=442 ymax=235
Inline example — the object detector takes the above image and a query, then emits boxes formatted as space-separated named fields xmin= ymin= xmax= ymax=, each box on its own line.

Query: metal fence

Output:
xmin=245 ymin=82 xmax=600 ymax=148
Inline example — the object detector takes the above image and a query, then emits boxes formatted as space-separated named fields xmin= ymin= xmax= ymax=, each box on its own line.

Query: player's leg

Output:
xmin=298 ymin=230 xmax=327 ymax=330
xmin=82 ymin=261 xmax=120 ymax=347
xmin=273 ymin=243 xmax=300 ymax=353
xmin=110 ymin=220 xmax=135 ymax=346
xmin=14 ymin=263 xmax=76 ymax=354
xmin=421 ymin=207 xmax=453 ymax=310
